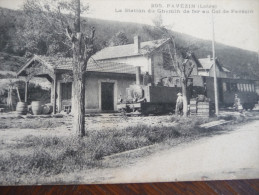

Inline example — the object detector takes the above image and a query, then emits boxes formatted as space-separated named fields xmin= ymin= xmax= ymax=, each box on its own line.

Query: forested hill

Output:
xmin=0 ymin=7 xmax=258 ymax=79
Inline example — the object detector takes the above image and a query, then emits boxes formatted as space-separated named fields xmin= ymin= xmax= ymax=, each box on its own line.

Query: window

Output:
xmin=175 ymin=78 xmax=180 ymax=87
xmin=244 ymin=84 xmax=248 ymax=92
xmin=246 ymin=84 xmax=249 ymax=92
xmin=187 ymin=78 xmax=193 ymax=86
xmin=252 ymin=84 xmax=255 ymax=92
xmin=240 ymin=84 xmax=244 ymax=92
xmin=230 ymin=83 xmax=238 ymax=92
xmin=223 ymin=82 xmax=227 ymax=92
xmin=61 ymin=82 xmax=72 ymax=100
xmin=162 ymin=52 xmax=171 ymax=69
xmin=249 ymin=84 xmax=252 ymax=92
xmin=237 ymin=83 xmax=241 ymax=91
xmin=226 ymin=82 xmax=231 ymax=92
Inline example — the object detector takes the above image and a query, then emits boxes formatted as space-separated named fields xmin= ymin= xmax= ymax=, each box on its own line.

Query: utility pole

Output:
xmin=212 ymin=10 xmax=219 ymax=116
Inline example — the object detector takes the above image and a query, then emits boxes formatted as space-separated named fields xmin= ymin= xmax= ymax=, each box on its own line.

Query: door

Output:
xmin=61 ymin=82 xmax=72 ymax=112
xmin=217 ymin=78 xmax=224 ymax=103
xmin=101 ymin=82 xmax=114 ymax=111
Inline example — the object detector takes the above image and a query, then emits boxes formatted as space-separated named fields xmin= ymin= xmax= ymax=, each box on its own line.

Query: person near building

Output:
xmin=175 ymin=92 xmax=183 ymax=115
xmin=234 ymin=94 xmax=243 ymax=112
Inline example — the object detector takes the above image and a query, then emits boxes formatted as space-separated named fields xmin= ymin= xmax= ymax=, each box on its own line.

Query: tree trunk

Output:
xmin=72 ymin=65 xmax=86 ymax=137
xmin=72 ymin=0 xmax=86 ymax=137
xmin=182 ymin=79 xmax=188 ymax=117
xmin=65 ymin=0 xmax=95 ymax=136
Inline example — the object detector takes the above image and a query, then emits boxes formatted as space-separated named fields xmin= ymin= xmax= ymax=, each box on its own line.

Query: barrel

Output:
xmin=16 ymin=102 xmax=28 ymax=115
xmin=189 ymin=99 xmax=197 ymax=115
xmin=197 ymin=102 xmax=210 ymax=117
xmin=42 ymin=104 xmax=53 ymax=114
xmin=31 ymin=101 xmax=42 ymax=115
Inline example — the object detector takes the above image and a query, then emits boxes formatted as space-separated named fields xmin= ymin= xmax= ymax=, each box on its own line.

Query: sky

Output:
xmin=0 ymin=0 xmax=258 ymax=52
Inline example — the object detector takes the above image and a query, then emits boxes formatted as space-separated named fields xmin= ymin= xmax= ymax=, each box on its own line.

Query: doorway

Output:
xmin=61 ymin=82 xmax=72 ymax=113
xmin=101 ymin=82 xmax=114 ymax=111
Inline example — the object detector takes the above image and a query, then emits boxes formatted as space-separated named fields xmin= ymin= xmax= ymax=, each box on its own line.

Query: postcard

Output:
xmin=0 ymin=0 xmax=258 ymax=185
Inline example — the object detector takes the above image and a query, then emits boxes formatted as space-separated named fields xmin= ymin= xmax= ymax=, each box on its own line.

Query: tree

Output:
xmin=22 ymin=0 xmax=95 ymax=136
xmin=167 ymin=41 xmax=195 ymax=117
xmin=152 ymin=16 xmax=195 ymax=117
xmin=20 ymin=0 xmax=73 ymax=57
xmin=65 ymin=0 xmax=95 ymax=137
xmin=108 ymin=31 xmax=129 ymax=46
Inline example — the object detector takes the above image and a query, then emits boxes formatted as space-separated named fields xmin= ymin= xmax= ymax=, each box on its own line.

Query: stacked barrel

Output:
xmin=197 ymin=102 xmax=210 ymax=117
xmin=189 ymin=95 xmax=210 ymax=117
xmin=189 ymin=98 xmax=197 ymax=116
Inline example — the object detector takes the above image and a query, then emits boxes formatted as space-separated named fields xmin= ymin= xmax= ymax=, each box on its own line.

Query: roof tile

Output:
xmin=92 ymin=38 xmax=170 ymax=60
xmin=36 ymin=55 xmax=137 ymax=75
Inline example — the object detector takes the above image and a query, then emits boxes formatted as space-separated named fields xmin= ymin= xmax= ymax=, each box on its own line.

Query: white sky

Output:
xmin=0 ymin=0 xmax=258 ymax=52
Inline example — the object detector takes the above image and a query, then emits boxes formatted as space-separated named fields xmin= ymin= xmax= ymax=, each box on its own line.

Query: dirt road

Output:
xmin=107 ymin=120 xmax=259 ymax=183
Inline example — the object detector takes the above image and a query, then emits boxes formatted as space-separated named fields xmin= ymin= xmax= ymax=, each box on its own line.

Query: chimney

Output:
xmin=134 ymin=35 xmax=141 ymax=54
xmin=135 ymin=66 xmax=141 ymax=85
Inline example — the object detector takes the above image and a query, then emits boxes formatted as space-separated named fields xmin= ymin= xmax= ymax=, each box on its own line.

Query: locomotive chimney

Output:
xmin=136 ymin=66 xmax=141 ymax=85
xmin=134 ymin=35 xmax=141 ymax=54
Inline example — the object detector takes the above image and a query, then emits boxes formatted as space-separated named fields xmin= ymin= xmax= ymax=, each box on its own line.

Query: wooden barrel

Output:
xmin=197 ymin=102 xmax=210 ymax=117
xmin=31 ymin=101 xmax=42 ymax=115
xmin=197 ymin=102 xmax=210 ymax=109
xmin=189 ymin=105 xmax=197 ymax=112
xmin=42 ymin=104 xmax=53 ymax=114
xmin=189 ymin=99 xmax=197 ymax=114
xmin=16 ymin=102 xmax=28 ymax=115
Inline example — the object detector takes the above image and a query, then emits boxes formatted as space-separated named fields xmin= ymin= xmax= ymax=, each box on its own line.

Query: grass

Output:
xmin=0 ymin=112 xmax=257 ymax=184
xmin=0 ymin=120 xmax=217 ymax=184
xmin=0 ymin=117 xmax=67 ymax=129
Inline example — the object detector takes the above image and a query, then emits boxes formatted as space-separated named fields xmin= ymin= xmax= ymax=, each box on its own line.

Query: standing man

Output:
xmin=175 ymin=92 xmax=183 ymax=116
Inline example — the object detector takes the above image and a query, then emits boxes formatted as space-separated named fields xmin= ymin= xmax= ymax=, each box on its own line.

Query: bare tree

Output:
xmin=152 ymin=16 xmax=195 ymax=117
xmin=167 ymin=40 xmax=195 ymax=117
xmin=65 ymin=0 xmax=95 ymax=136
xmin=22 ymin=0 xmax=95 ymax=136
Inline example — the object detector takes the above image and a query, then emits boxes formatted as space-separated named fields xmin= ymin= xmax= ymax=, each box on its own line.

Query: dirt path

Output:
xmin=104 ymin=120 xmax=259 ymax=183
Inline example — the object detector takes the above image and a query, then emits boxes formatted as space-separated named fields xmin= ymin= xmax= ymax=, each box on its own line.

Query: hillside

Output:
xmin=0 ymin=52 xmax=26 ymax=72
xmin=0 ymin=7 xmax=258 ymax=79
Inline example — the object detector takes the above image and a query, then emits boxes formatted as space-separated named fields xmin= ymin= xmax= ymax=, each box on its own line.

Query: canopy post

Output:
xmin=53 ymin=72 xmax=57 ymax=114
xmin=25 ymin=81 xmax=28 ymax=103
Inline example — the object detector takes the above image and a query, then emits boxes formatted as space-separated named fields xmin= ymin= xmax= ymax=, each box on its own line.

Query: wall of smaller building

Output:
xmin=56 ymin=72 xmax=135 ymax=113
xmin=85 ymin=73 xmax=135 ymax=112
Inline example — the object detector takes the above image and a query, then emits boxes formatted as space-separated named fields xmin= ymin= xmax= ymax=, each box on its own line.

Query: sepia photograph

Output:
xmin=0 ymin=0 xmax=258 ymax=185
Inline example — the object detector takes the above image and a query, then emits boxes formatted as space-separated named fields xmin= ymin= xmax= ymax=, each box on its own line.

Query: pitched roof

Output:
xmin=17 ymin=55 xmax=137 ymax=76
xmin=92 ymin=38 xmax=170 ymax=60
xmin=198 ymin=57 xmax=230 ymax=72
xmin=198 ymin=58 xmax=214 ymax=70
